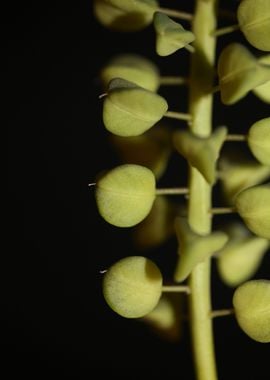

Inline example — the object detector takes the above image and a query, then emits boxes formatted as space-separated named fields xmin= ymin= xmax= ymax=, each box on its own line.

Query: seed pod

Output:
xmin=217 ymin=43 xmax=270 ymax=105
xmin=237 ymin=0 xmax=270 ymax=52
xmin=173 ymin=127 xmax=228 ymax=184
xmin=235 ymin=184 xmax=270 ymax=239
xmin=93 ymin=0 xmax=159 ymax=32
xmin=103 ymin=78 xmax=168 ymax=137
xmin=253 ymin=55 xmax=270 ymax=103
xmin=133 ymin=196 xmax=175 ymax=249
xmin=174 ymin=217 xmax=228 ymax=282
xmin=103 ymin=256 xmax=163 ymax=318
xmin=142 ymin=294 xmax=183 ymax=341
xmin=95 ymin=164 xmax=156 ymax=227
xmin=110 ymin=125 xmax=172 ymax=179
xmin=100 ymin=54 xmax=160 ymax=92
xmin=153 ymin=12 xmax=195 ymax=56
xmin=217 ymin=223 xmax=269 ymax=287
xmin=233 ymin=280 xmax=270 ymax=343
xmin=219 ymin=154 xmax=270 ymax=203
xmin=247 ymin=117 xmax=270 ymax=166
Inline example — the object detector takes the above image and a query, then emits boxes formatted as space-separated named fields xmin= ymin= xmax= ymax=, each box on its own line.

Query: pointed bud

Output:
xmin=173 ymin=127 xmax=227 ymax=184
xmin=174 ymin=217 xmax=228 ymax=282
xmin=153 ymin=12 xmax=195 ymax=56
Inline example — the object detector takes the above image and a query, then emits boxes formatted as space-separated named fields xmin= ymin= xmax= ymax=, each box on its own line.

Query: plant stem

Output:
xmin=160 ymin=76 xmax=188 ymax=86
xmin=156 ymin=187 xmax=189 ymax=195
xmin=212 ymin=23 xmax=239 ymax=37
xmin=158 ymin=7 xmax=193 ymax=21
xmin=164 ymin=111 xmax=192 ymax=121
xmin=162 ymin=285 xmax=191 ymax=294
xmin=187 ymin=1 xmax=218 ymax=380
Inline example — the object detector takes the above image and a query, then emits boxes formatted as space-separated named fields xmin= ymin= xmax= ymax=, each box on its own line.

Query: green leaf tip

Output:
xmin=173 ymin=126 xmax=228 ymax=184
xmin=174 ymin=217 xmax=228 ymax=282
xmin=235 ymin=183 xmax=270 ymax=239
xmin=103 ymin=77 xmax=168 ymax=137
xmin=247 ymin=117 xmax=270 ymax=166
xmin=233 ymin=279 xmax=270 ymax=343
xmin=100 ymin=54 xmax=160 ymax=92
xmin=237 ymin=0 xmax=270 ymax=52
xmin=95 ymin=164 xmax=156 ymax=227
xmin=153 ymin=12 xmax=195 ymax=56
xmin=217 ymin=223 xmax=269 ymax=287
xmin=93 ymin=0 xmax=159 ymax=32
xmin=218 ymin=43 xmax=270 ymax=105
xmin=103 ymin=256 xmax=163 ymax=318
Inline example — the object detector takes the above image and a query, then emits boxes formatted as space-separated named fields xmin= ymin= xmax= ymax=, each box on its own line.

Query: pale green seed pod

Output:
xmin=173 ymin=127 xmax=228 ymax=184
xmin=142 ymin=294 xmax=182 ymax=341
xmin=93 ymin=0 xmax=159 ymax=32
xmin=217 ymin=223 xmax=269 ymax=287
xmin=103 ymin=78 xmax=168 ymax=137
xmin=233 ymin=280 xmax=270 ymax=343
xmin=235 ymin=184 xmax=270 ymax=239
xmin=103 ymin=256 xmax=163 ymax=318
xmin=247 ymin=118 xmax=270 ymax=166
xmin=174 ymin=217 xmax=228 ymax=282
xmin=100 ymin=54 xmax=160 ymax=92
xmin=218 ymin=43 xmax=270 ymax=105
xmin=95 ymin=164 xmax=156 ymax=227
xmin=132 ymin=196 xmax=175 ymax=249
xmin=237 ymin=0 xmax=270 ymax=52
xmin=253 ymin=55 xmax=270 ymax=103
xmin=219 ymin=154 xmax=270 ymax=203
xmin=110 ymin=125 xmax=172 ymax=179
xmin=153 ymin=12 xmax=195 ymax=56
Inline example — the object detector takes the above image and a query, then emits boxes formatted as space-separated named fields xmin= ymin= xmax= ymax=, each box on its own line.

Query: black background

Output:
xmin=6 ymin=1 xmax=270 ymax=379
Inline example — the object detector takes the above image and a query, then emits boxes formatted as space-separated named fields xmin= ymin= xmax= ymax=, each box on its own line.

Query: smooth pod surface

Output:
xmin=94 ymin=0 xmax=158 ymax=32
xmin=103 ymin=256 xmax=163 ymax=318
xmin=100 ymin=54 xmax=160 ymax=91
xmin=95 ymin=164 xmax=156 ymax=227
xmin=247 ymin=117 xmax=270 ymax=166
xmin=103 ymin=78 xmax=168 ymax=136
xmin=233 ymin=280 xmax=270 ymax=343
xmin=237 ymin=0 xmax=270 ymax=51
xmin=235 ymin=184 xmax=270 ymax=239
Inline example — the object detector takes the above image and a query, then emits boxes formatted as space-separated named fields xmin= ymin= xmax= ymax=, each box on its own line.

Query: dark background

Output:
xmin=6 ymin=1 xmax=269 ymax=379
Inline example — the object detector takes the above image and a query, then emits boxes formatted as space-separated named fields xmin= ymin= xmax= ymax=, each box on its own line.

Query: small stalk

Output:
xmin=156 ymin=188 xmax=189 ymax=196
xmin=210 ymin=309 xmax=235 ymax=319
xmin=158 ymin=7 xmax=193 ymax=21
xmin=226 ymin=134 xmax=246 ymax=142
xmin=211 ymin=24 xmax=239 ymax=37
xmin=162 ymin=285 xmax=191 ymax=294
xmin=164 ymin=111 xmax=192 ymax=122
xmin=160 ymin=76 xmax=188 ymax=86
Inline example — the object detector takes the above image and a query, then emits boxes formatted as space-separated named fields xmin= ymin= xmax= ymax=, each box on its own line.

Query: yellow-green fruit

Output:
xmin=93 ymin=0 xmax=158 ymax=32
xmin=217 ymin=43 xmax=270 ymax=105
xmin=100 ymin=54 xmax=160 ymax=92
xmin=95 ymin=164 xmax=156 ymax=227
xmin=153 ymin=12 xmax=195 ymax=56
xmin=233 ymin=280 xmax=270 ymax=343
xmin=103 ymin=256 xmax=163 ymax=318
xmin=235 ymin=184 xmax=270 ymax=239
xmin=217 ymin=223 xmax=269 ymax=287
xmin=247 ymin=118 xmax=270 ymax=166
xmin=237 ymin=0 xmax=270 ymax=51
xmin=103 ymin=78 xmax=168 ymax=137
xmin=253 ymin=55 xmax=270 ymax=103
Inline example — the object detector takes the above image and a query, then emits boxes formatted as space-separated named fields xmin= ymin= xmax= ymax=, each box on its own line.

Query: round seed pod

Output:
xmin=217 ymin=223 xmax=269 ymax=287
xmin=217 ymin=43 xmax=270 ymax=105
xmin=100 ymin=54 xmax=160 ymax=92
xmin=93 ymin=0 xmax=159 ymax=32
xmin=103 ymin=256 xmax=163 ymax=318
xmin=253 ymin=55 xmax=270 ymax=103
xmin=95 ymin=164 xmax=156 ymax=227
xmin=103 ymin=78 xmax=168 ymax=137
xmin=233 ymin=280 xmax=270 ymax=343
xmin=235 ymin=184 xmax=270 ymax=239
xmin=247 ymin=117 xmax=270 ymax=166
xmin=237 ymin=0 xmax=270 ymax=51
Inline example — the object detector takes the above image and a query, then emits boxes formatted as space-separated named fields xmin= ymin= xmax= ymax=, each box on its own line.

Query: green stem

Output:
xmin=187 ymin=1 xmax=218 ymax=380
